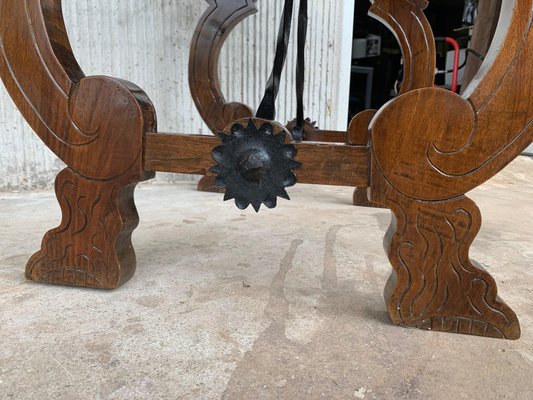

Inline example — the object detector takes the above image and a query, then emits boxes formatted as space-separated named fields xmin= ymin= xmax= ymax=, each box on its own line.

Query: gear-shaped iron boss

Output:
xmin=210 ymin=118 xmax=301 ymax=212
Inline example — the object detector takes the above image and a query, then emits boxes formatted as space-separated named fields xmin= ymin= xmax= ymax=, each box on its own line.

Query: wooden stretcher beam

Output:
xmin=144 ymin=133 xmax=370 ymax=187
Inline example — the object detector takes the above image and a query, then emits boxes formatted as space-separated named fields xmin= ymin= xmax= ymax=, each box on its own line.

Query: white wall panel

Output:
xmin=0 ymin=0 xmax=354 ymax=190
xmin=221 ymin=0 xmax=354 ymax=130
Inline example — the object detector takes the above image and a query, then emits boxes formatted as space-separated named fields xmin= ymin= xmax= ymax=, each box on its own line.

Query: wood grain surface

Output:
xmin=0 ymin=0 xmax=530 ymax=339
xmin=369 ymin=0 xmax=532 ymax=339
xmin=145 ymin=133 xmax=369 ymax=188
xmin=0 ymin=0 xmax=155 ymax=288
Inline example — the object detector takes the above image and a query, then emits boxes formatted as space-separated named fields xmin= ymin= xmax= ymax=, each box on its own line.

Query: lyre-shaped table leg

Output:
xmin=369 ymin=0 xmax=532 ymax=339
xmin=0 ymin=0 xmax=156 ymax=288
xmin=372 ymin=170 xmax=520 ymax=339
xmin=25 ymin=167 xmax=153 ymax=289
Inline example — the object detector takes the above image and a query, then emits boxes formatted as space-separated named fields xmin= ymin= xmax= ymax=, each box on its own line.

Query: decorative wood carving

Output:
xmin=189 ymin=0 xmax=256 ymax=134
xmin=145 ymin=133 xmax=370 ymax=188
xmin=372 ymin=170 xmax=520 ymax=339
xmin=353 ymin=0 xmax=437 ymax=206
xmin=190 ymin=0 xmax=257 ymax=193
xmin=0 ymin=0 xmax=155 ymax=288
xmin=369 ymin=0 xmax=436 ymax=94
xmin=370 ymin=0 xmax=532 ymax=339
xmin=0 ymin=0 xmax=529 ymax=340
xmin=26 ymin=168 xmax=142 ymax=288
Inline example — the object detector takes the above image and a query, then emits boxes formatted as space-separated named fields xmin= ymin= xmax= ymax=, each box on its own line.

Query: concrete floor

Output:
xmin=0 ymin=156 xmax=532 ymax=400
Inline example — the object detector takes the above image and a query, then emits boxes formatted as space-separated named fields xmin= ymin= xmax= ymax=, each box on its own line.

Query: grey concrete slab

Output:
xmin=0 ymin=156 xmax=532 ymax=400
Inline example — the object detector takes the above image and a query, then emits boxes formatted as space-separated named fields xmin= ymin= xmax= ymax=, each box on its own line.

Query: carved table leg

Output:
xmin=26 ymin=168 xmax=153 ymax=289
xmin=353 ymin=187 xmax=374 ymax=207
xmin=368 ymin=0 xmax=533 ymax=335
xmin=0 ymin=0 xmax=157 ymax=288
xmin=372 ymin=166 xmax=520 ymax=339
xmin=198 ymin=174 xmax=224 ymax=193
xmin=347 ymin=110 xmax=383 ymax=207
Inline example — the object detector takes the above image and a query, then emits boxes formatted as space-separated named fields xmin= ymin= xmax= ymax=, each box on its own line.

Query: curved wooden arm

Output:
xmin=189 ymin=0 xmax=255 ymax=133
xmin=371 ymin=0 xmax=532 ymax=201
xmin=351 ymin=0 xmax=436 ymax=206
xmin=0 ymin=0 xmax=156 ymax=289
xmin=0 ymin=0 xmax=156 ymax=180
xmin=369 ymin=0 xmax=436 ymax=93
xmin=191 ymin=0 xmax=436 ymax=135
xmin=370 ymin=0 xmax=529 ymax=339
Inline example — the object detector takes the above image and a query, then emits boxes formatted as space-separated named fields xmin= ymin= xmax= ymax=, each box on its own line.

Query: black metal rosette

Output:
xmin=210 ymin=118 xmax=301 ymax=212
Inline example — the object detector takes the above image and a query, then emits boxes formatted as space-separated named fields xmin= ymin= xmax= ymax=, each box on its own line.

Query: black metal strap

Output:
xmin=256 ymin=0 xmax=294 ymax=121
xmin=256 ymin=0 xmax=308 ymax=139
xmin=293 ymin=0 xmax=308 ymax=140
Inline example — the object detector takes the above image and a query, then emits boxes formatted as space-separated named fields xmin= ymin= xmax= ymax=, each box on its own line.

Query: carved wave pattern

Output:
xmin=25 ymin=168 xmax=135 ymax=289
xmin=380 ymin=182 xmax=520 ymax=339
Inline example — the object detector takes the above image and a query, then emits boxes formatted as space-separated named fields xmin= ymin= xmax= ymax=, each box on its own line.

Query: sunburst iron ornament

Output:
xmin=210 ymin=118 xmax=301 ymax=212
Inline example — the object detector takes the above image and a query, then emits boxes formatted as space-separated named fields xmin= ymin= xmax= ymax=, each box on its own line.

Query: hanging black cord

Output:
xmin=256 ymin=0 xmax=308 ymax=141
xmin=256 ymin=0 xmax=295 ymax=121
xmin=292 ymin=0 xmax=308 ymax=141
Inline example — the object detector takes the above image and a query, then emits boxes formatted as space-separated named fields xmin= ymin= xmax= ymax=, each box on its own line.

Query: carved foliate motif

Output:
xmin=372 ymin=168 xmax=520 ymax=339
xmin=26 ymin=168 xmax=148 ymax=288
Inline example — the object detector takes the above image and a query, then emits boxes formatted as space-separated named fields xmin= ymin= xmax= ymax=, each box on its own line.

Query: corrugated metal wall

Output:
xmin=220 ymin=0 xmax=353 ymax=130
xmin=0 ymin=0 xmax=354 ymax=190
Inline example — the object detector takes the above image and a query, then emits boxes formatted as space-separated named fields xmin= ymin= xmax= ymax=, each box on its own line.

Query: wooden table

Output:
xmin=0 ymin=0 xmax=531 ymax=340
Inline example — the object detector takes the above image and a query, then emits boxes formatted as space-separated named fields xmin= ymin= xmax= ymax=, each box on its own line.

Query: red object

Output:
xmin=445 ymin=37 xmax=460 ymax=93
